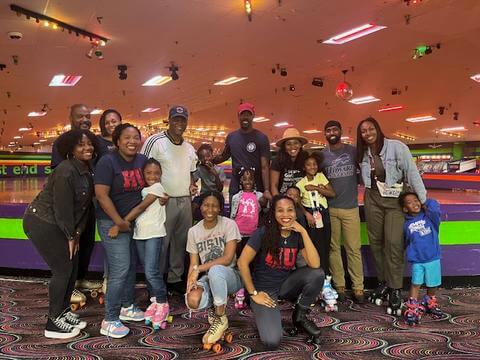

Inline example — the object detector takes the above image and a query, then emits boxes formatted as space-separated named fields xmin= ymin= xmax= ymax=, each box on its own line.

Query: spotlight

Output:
xmin=117 ymin=65 xmax=127 ymax=80
xmin=438 ymin=106 xmax=445 ymax=115
xmin=0 ymin=64 xmax=6 ymax=71
xmin=271 ymin=68 xmax=276 ymax=74
xmin=453 ymin=112 xmax=459 ymax=121
xmin=289 ymin=84 xmax=295 ymax=91
xmin=168 ymin=63 xmax=179 ymax=81
xmin=391 ymin=88 xmax=401 ymax=95
xmin=312 ymin=77 xmax=324 ymax=87
xmin=425 ymin=45 xmax=432 ymax=55
xmin=280 ymin=68 xmax=287 ymax=77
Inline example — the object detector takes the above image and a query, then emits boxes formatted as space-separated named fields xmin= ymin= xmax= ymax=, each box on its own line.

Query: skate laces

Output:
xmin=208 ymin=314 xmax=224 ymax=334
xmin=54 ymin=316 xmax=74 ymax=332
xmin=63 ymin=311 xmax=81 ymax=325
xmin=426 ymin=296 xmax=438 ymax=309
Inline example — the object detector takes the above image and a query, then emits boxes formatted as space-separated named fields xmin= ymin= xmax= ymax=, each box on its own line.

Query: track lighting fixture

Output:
xmin=453 ymin=112 xmax=459 ymax=121
xmin=289 ymin=84 xmax=295 ymax=91
xmin=168 ymin=63 xmax=179 ymax=81
xmin=438 ymin=106 xmax=445 ymax=115
xmin=280 ymin=68 xmax=287 ymax=77
xmin=312 ymin=77 xmax=324 ymax=87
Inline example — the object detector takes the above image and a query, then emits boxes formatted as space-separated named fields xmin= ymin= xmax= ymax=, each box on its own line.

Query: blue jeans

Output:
xmin=98 ymin=219 xmax=137 ymax=321
xmin=189 ymin=265 xmax=242 ymax=310
xmin=135 ymin=237 xmax=167 ymax=303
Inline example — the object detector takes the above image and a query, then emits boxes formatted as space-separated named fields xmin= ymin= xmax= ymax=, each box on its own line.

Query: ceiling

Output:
xmin=1 ymin=0 xmax=480 ymax=151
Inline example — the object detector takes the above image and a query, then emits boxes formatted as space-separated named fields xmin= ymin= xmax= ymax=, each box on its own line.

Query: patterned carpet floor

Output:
xmin=1 ymin=278 xmax=480 ymax=359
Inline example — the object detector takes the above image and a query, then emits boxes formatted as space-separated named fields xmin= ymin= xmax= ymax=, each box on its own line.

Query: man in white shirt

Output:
xmin=141 ymin=106 xmax=198 ymax=293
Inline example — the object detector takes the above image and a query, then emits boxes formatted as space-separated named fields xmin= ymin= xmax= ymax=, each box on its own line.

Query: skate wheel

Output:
xmin=167 ymin=315 xmax=173 ymax=323
xmin=145 ymin=319 xmax=151 ymax=325
xmin=212 ymin=343 xmax=222 ymax=353
xmin=225 ymin=333 xmax=233 ymax=343
xmin=71 ymin=303 xmax=79 ymax=311
xmin=203 ymin=343 xmax=212 ymax=350
xmin=386 ymin=307 xmax=392 ymax=315
xmin=98 ymin=296 xmax=104 ymax=305
xmin=396 ymin=309 xmax=402 ymax=317
xmin=91 ymin=290 xmax=98 ymax=298
xmin=160 ymin=322 xmax=167 ymax=329
xmin=153 ymin=324 xmax=160 ymax=330
xmin=375 ymin=298 xmax=383 ymax=306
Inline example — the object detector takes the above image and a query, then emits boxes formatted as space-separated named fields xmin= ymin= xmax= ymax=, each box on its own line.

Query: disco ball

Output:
xmin=335 ymin=81 xmax=353 ymax=100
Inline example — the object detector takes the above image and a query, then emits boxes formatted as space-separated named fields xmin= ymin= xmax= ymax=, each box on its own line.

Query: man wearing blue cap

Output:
xmin=141 ymin=106 xmax=198 ymax=294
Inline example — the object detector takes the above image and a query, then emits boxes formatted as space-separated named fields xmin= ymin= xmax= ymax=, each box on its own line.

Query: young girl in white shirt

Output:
xmin=108 ymin=158 xmax=169 ymax=330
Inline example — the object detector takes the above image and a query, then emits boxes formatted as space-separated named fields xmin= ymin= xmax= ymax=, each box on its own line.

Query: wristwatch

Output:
xmin=249 ymin=290 xmax=258 ymax=296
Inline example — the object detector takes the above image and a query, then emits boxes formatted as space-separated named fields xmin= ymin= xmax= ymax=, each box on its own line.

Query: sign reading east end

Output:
xmin=0 ymin=164 xmax=52 ymax=177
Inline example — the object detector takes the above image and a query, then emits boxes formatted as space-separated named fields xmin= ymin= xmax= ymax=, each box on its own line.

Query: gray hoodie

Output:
xmin=360 ymin=139 xmax=427 ymax=203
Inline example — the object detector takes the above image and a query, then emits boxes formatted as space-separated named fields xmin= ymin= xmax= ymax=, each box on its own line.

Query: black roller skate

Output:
xmin=289 ymin=303 xmax=321 ymax=344
xmin=403 ymin=297 xmax=423 ymax=326
xmin=386 ymin=288 xmax=403 ymax=316
xmin=368 ymin=282 xmax=389 ymax=306
xmin=421 ymin=295 xmax=443 ymax=318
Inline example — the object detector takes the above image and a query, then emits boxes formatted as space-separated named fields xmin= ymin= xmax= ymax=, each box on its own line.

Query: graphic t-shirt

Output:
xmin=96 ymin=136 xmax=116 ymax=160
xmin=296 ymin=173 xmax=329 ymax=209
xmin=270 ymin=157 xmax=304 ymax=194
xmin=186 ymin=216 xmax=242 ymax=268
xmin=94 ymin=152 xmax=147 ymax=219
xmin=222 ymin=129 xmax=270 ymax=195
xmin=247 ymin=227 xmax=304 ymax=293
xmin=133 ymin=182 xmax=167 ymax=240
xmin=230 ymin=191 xmax=261 ymax=236
xmin=319 ymin=144 xmax=358 ymax=209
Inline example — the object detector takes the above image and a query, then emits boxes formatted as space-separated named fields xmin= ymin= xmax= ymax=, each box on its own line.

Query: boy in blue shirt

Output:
xmin=399 ymin=192 xmax=443 ymax=325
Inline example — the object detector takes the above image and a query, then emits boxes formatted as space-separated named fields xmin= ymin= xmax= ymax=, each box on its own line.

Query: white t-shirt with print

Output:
xmin=133 ymin=182 xmax=167 ymax=240
xmin=141 ymin=131 xmax=197 ymax=197
xmin=186 ymin=216 xmax=241 ymax=268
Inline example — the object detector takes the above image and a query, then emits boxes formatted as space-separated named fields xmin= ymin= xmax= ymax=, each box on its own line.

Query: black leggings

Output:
xmin=23 ymin=214 xmax=79 ymax=318
xmin=77 ymin=205 xmax=95 ymax=280
xmin=305 ymin=207 xmax=331 ymax=275
xmin=250 ymin=267 xmax=325 ymax=349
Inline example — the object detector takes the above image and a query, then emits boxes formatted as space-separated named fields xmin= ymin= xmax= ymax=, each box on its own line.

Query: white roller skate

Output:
xmin=322 ymin=275 xmax=338 ymax=312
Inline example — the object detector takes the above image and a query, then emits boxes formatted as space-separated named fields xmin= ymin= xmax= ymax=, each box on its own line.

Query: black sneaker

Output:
xmin=45 ymin=315 xmax=81 ymax=339
xmin=167 ymin=281 xmax=186 ymax=295
xmin=63 ymin=310 xmax=87 ymax=329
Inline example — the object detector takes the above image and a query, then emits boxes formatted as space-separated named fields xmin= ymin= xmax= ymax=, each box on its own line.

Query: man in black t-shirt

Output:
xmin=213 ymin=103 xmax=271 ymax=202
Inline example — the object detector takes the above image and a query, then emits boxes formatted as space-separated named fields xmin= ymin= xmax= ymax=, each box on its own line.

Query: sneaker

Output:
xmin=45 ymin=315 xmax=81 ymax=339
xmin=76 ymin=279 xmax=103 ymax=290
xmin=120 ymin=304 xmax=145 ymax=322
xmin=353 ymin=289 xmax=365 ymax=304
xmin=62 ymin=310 xmax=87 ymax=329
xmin=100 ymin=320 xmax=130 ymax=339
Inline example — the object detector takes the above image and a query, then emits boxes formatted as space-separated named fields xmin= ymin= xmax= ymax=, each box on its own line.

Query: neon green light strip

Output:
xmin=1 ymin=218 xmax=479 ymax=245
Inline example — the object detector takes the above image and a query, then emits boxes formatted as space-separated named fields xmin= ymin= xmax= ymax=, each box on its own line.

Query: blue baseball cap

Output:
xmin=168 ymin=105 xmax=189 ymax=120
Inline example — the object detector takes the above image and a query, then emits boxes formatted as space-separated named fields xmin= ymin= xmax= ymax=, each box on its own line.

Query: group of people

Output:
xmin=23 ymin=101 xmax=443 ymax=348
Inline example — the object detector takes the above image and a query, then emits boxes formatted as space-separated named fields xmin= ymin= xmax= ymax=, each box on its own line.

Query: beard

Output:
xmin=327 ymin=135 xmax=340 ymax=145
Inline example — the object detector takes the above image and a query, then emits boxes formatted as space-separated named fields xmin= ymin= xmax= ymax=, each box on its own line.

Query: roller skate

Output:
xmin=144 ymin=298 xmax=157 ymax=326
xmin=76 ymin=279 xmax=105 ymax=305
xmin=202 ymin=312 xmax=233 ymax=353
xmin=289 ymin=303 xmax=321 ymax=344
xmin=234 ymin=288 xmax=247 ymax=310
xmin=421 ymin=295 xmax=443 ymax=318
xmin=403 ymin=297 xmax=423 ymax=326
xmin=368 ymin=281 xmax=389 ymax=306
xmin=386 ymin=288 xmax=403 ymax=316
xmin=153 ymin=302 xmax=171 ymax=330
xmin=321 ymin=275 xmax=338 ymax=312
xmin=70 ymin=289 xmax=87 ymax=311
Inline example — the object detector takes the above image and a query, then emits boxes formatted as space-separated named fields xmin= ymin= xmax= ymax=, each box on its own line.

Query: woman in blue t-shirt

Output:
xmin=237 ymin=195 xmax=325 ymax=349
xmin=95 ymin=123 xmax=147 ymax=338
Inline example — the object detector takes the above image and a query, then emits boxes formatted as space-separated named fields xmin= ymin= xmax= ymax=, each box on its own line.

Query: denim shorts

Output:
xmin=411 ymin=259 xmax=441 ymax=287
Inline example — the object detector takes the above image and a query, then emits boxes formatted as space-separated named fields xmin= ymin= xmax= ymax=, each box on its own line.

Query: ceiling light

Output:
xmin=253 ymin=117 xmax=270 ymax=123
xmin=439 ymin=126 xmax=466 ymax=132
xmin=214 ymin=77 xmax=248 ymax=86
xmin=378 ymin=105 xmax=405 ymax=112
xmin=28 ymin=111 xmax=47 ymax=117
xmin=341 ymin=136 xmax=350 ymax=140
xmin=303 ymin=129 xmax=322 ymax=134
xmin=142 ymin=75 xmax=172 ymax=86
xmin=18 ymin=127 xmax=30 ymax=131
xmin=406 ymin=115 xmax=436 ymax=123
xmin=216 ymin=131 xmax=226 ymax=135
xmin=470 ymin=74 xmax=480 ymax=83
xmin=33 ymin=142 xmax=41 ymax=145
xmin=13 ymin=136 xmax=22 ymax=139
xmin=394 ymin=133 xmax=416 ymax=141
xmin=274 ymin=122 xmax=291 ymax=127
xmin=90 ymin=109 xmax=103 ymax=115
xmin=323 ymin=23 xmax=387 ymax=45
xmin=49 ymin=74 xmax=82 ymax=87
xmin=141 ymin=108 xmax=160 ymax=113
xmin=348 ymin=96 xmax=381 ymax=105
xmin=39 ymin=139 xmax=47 ymax=142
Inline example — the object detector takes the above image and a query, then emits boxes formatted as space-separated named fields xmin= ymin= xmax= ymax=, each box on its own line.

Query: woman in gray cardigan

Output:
xmin=356 ymin=117 xmax=426 ymax=316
